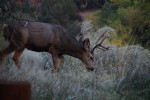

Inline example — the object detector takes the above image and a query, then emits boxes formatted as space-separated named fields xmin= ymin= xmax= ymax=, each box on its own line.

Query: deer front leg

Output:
xmin=52 ymin=56 xmax=61 ymax=73
xmin=12 ymin=48 xmax=24 ymax=69
xmin=0 ymin=43 xmax=17 ymax=64
xmin=49 ymin=48 xmax=61 ymax=73
xmin=58 ymin=54 xmax=64 ymax=64
xmin=51 ymin=54 xmax=64 ymax=73
xmin=51 ymin=54 xmax=62 ymax=73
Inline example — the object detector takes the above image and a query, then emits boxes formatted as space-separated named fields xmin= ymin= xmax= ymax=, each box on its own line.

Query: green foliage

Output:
xmin=40 ymin=0 xmax=77 ymax=23
xmin=94 ymin=0 xmax=150 ymax=48
xmin=39 ymin=0 xmax=81 ymax=37
xmin=14 ymin=0 xmax=39 ymax=20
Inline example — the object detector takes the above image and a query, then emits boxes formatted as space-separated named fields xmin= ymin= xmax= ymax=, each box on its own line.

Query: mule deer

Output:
xmin=0 ymin=21 xmax=109 ymax=72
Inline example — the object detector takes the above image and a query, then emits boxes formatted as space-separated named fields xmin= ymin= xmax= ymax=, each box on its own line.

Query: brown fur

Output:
xmin=0 ymin=21 xmax=94 ymax=72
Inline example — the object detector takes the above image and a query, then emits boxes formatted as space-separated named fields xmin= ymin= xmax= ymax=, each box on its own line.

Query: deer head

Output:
xmin=81 ymin=38 xmax=94 ymax=71
xmin=79 ymin=31 xmax=110 ymax=71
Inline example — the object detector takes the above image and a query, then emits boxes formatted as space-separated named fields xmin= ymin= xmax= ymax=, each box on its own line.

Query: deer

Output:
xmin=0 ymin=20 xmax=109 ymax=73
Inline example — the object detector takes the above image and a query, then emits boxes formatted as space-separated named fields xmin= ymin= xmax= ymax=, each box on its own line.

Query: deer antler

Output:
xmin=91 ymin=30 xmax=110 ymax=53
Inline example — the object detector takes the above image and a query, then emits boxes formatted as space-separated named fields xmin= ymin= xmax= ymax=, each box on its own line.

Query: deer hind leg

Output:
xmin=0 ymin=43 xmax=17 ymax=64
xmin=13 ymin=48 xmax=24 ymax=69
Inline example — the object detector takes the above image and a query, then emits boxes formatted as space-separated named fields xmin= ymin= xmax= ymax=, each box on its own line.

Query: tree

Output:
xmin=0 ymin=0 xmax=16 ymax=23
xmin=39 ymin=0 xmax=81 ymax=37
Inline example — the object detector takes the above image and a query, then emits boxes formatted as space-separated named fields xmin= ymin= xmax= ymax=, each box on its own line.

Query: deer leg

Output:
xmin=0 ymin=43 xmax=17 ymax=64
xmin=51 ymin=54 xmax=62 ymax=73
xmin=51 ymin=54 xmax=64 ymax=73
xmin=49 ymin=48 xmax=61 ymax=73
xmin=12 ymin=48 xmax=24 ymax=69
xmin=58 ymin=54 xmax=64 ymax=64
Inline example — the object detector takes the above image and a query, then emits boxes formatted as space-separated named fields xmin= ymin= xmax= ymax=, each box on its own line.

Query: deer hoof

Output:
xmin=16 ymin=63 xmax=21 ymax=69
xmin=14 ymin=61 xmax=21 ymax=69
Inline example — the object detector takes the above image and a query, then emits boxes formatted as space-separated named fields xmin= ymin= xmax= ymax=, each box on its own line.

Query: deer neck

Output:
xmin=63 ymin=38 xmax=84 ymax=60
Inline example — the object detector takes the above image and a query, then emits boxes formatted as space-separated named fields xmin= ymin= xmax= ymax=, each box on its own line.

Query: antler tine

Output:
xmin=97 ymin=45 xmax=110 ymax=51
xmin=92 ymin=31 xmax=110 ymax=53
xmin=95 ymin=31 xmax=106 ymax=44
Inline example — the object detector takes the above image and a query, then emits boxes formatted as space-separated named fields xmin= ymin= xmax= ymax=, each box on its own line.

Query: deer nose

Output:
xmin=86 ymin=67 xmax=94 ymax=72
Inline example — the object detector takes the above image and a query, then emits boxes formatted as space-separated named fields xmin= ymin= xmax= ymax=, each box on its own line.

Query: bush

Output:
xmin=93 ymin=0 xmax=150 ymax=49
xmin=39 ymin=0 xmax=81 ymax=37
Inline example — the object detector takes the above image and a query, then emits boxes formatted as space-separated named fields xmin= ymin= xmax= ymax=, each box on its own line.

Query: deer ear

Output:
xmin=83 ymin=38 xmax=90 ymax=51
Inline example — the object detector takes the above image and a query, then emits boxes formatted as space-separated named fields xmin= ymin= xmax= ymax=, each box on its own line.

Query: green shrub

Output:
xmin=93 ymin=0 xmax=150 ymax=49
xmin=39 ymin=0 xmax=81 ymax=37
